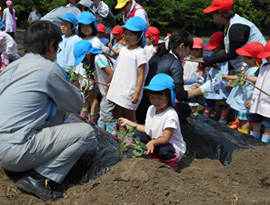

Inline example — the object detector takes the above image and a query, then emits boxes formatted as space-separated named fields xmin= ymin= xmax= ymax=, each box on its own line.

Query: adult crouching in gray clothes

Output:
xmin=0 ymin=21 xmax=97 ymax=201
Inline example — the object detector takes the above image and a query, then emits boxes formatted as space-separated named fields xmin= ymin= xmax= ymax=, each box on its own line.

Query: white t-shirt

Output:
xmin=57 ymin=34 xmax=81 ymax=69
xmin=144 ymin=45 xmax=156 ymax=61
xmin=106 ymin=46 xmax=148 ymax=110
xmin=145 ymin=105 xmax=186 ymax=160
xmin=86 ymin=36 xmax=103 ymax=50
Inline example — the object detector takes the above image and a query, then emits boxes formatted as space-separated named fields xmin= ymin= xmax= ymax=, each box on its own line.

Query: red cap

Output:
xmin=97 ymin=24 xmax=105 ymax=33
xmin=203 ymin=0 xmax=233 ymax=13
xmin=110 ymin=25 xmax=124 ymax=34
xmin=205 ymin=32 xmax=224 ymax=50
xmin=257 ymin=40 xmax=270 ymax=59
xmin=192 ymin=37 xmax=203 ymax=49
xmin=146 ymin=26 xmax=160 ymax=44
xmin=236 ymin=42 xmax=264 ymax=65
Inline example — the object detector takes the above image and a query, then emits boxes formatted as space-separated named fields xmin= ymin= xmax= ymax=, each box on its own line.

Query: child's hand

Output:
xmin=119 ymin=117 xmax=130 ymax=127
xmin=241 ymin=70 xmax=248 ymax=80
xmin=222 ymin=75 xmax=229 ymax=80
xmin=145 ymin=140 xmax=155 ymax=155
xmin=225 ymin=80 xmax=232 ymax=91
xmin=108 ymin=42 xmax=112 ymax=48
xmin=131 ymin=93 xmax=139 ymax=104
xmin=245 ymin=100 xmax=251 ymax=109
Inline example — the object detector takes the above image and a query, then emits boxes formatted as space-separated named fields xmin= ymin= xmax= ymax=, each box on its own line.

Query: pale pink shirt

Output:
xmin=145 ymin=105 xmax=186 ymax=161
xmin=250 ymin=63 xmax=270 ymax=118
xmin=107 ymin=46 xmax=148 ymax=110
xmin=0 ymin=31 xmax=18 ymax=54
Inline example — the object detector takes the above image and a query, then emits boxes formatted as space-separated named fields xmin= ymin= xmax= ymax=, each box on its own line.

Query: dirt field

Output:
xmin=1 ymin=143 xmax=269 ymax=205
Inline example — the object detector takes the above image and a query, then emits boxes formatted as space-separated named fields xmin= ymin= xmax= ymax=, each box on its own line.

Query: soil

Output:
xmin=1 ymin=144 xmax=270 ymax=205
xmin=1 ymin=30 xmax=269 ymax=205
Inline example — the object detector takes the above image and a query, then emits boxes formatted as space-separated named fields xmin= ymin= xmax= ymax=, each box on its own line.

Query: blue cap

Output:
xmin=0 ymin=21 xmax=4 ymax=29
xmin=122 ymin=16 xmax=147 ymax=32
xmin=77 ymin=11 xmax=97 ymax=31
xmin=58 ymin=13 xmax=78 ymax=33
xmin=73 ymin=40 xmax=102 ymax=66
xmin=122 ymin=16 xmax=147 ymax=46
xmin=144 ymin=73 xmax=176 ymax=106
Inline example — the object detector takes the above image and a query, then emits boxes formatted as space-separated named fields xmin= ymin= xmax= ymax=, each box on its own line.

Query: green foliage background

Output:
xmin=2 ymin=0 xmax=270 ymax=37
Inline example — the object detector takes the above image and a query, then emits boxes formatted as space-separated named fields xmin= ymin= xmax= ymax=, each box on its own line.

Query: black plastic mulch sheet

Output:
xmin=181 ymin=114 xmax=266 ymax=166
xmin=61 ymin=124 xmax=132 ymax=190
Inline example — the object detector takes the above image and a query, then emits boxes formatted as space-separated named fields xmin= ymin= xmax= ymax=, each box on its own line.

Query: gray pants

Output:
xmin=0 ymin=112 xmax=97 ymax=183
xmin=99 ymin=97 xmax=116 ymax=121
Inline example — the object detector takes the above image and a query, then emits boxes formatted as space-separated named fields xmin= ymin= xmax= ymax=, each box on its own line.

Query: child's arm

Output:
xmin=119 ymin=117 xmax=145 ymax=132
xmin=241 ymin=70 xmax=258 ymax=83
xmin=108 ymin=43 xmax=119 ymax=56
xmin=103 ymin=66 xmax=114 ymax=97
xmin=222 ymin=75 xmax=238 ymax=81
xmin=145 ymin=128 xmax=173 ymax=154
xmin=131 ymin=63 xmax=146 ymax=104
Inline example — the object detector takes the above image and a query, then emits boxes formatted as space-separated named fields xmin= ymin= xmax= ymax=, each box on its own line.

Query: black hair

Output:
xmin=78 ymin=22 xmax=98 ymax=38
xmin=83 ymin=52 xmax=114 ymax=79
xmin=156 ymin=30 xmax=193 ymax=57
xmin=124 ymin=29 xmax=144 ymax=47
xmin=149 ymin=89 xmax=172 ymax=106
xmin=24 ymin=21 xmax=62 ymax=55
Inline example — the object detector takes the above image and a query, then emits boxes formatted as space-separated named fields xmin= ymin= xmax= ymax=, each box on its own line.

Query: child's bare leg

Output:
xmin=264 ymin=127 xmax=270 ymax=135
xmin=80 ymin=91 xmax=90 ymax=119
xmin=89 ymin=90 xmax=98 ymax=115
xmin=89 ymin=90 xmax=98 ymax=123
xmin=240 ymin=120 xmax=249 ymax=129
xmin=117 ymin=106 xmax=126 ymax=133
xmin=252 ymin=122 xmax=261 ymax=132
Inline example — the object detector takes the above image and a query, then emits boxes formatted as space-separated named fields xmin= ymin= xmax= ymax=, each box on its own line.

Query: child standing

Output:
xmin=119 ymin=73 xmax=186 ymax=171
xmin=144 ymin=26 xmax=160 ymax=61
xmin=77 ymin=11 xmax=102 ymax=50
xmin=245 ymin=40 xmax=270 ymax=143
xmin=0 ymin=20 xmax=19 ymax=71
xmin=74 ymin=40 xmax=118 ymax=135
xmin=76 ymin=11 xmax=102 ymax=122
xmin=97 ymin=23 xmax=109 ymax=46
xmin=203 ymin=32 xmax=231 ymax=124
xmin=106 ymin=16 xmax=148 ymax=133
xmin=222 ymin=42 xmax=264 ymax=134
xmin=57 ymin=13 xmax=80 ymax=69
xmin=183 ymin=37 xmax=205 ymax=108
xmin=108 ymin=25 xmax=125 ymax=59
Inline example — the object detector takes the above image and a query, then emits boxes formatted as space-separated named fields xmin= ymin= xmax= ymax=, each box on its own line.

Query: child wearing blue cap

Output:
xmin=119 ymin=73 xmax=186 ymax=171
xmin=73 ymin=40 xmax=117 ymax=128
xmin=77 ymin=11 xmax=102 ymax=50
xmin=106 ymin=16 xmax=149 ymax=133
xmin=56 ymin=13 xmax=80 ymax=69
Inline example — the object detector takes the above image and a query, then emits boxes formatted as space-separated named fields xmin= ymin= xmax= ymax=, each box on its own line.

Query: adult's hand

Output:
xmin=200 ymin=80 xmax=216 ymax=93
xmin=184 ymin=76 xmax=204 ymax=85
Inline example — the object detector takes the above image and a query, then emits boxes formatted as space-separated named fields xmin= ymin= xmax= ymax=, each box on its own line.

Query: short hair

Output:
xmin=23 ymin=21 xmax=62 ymax=55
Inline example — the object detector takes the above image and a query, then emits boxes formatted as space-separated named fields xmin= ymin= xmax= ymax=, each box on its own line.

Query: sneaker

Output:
xmin=16 ymin=172 xmax=63 ymax=201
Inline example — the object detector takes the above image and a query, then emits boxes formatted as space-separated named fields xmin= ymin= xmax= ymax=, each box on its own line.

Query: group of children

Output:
xmin=185 ymin=32 xmax=270 ymax=144
xmin=1 ymin=10 xmax=269 ymax=171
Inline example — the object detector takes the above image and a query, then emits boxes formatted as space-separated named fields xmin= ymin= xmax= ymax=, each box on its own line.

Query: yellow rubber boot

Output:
xmin=237 ymin=127 xmax=249 ymax=134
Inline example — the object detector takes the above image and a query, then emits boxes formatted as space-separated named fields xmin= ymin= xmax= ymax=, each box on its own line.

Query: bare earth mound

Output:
xmin=0 ymin=145 xmax=269 ymax=204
